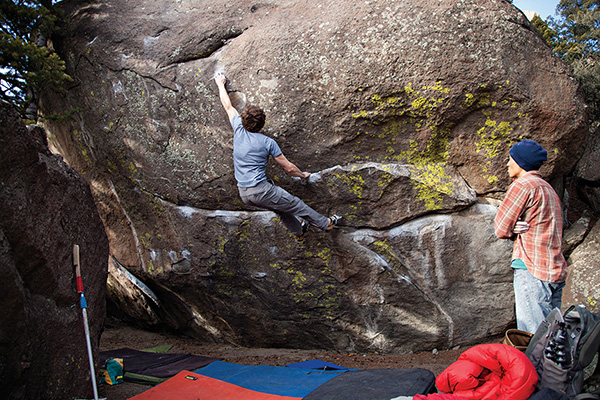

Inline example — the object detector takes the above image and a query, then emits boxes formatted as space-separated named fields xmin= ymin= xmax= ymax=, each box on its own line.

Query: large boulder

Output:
xmin=0 ymin=102 xmax=109 ymax=399
xmin=563 ymin=219 xmax=600 ymax=313
xmin=39 ymin=0 xmax=587 ymax=351
xmin=114 ymin=202 xmax=513 ymax=351
xmin=576 ymin=125 xmax=600 ymax=215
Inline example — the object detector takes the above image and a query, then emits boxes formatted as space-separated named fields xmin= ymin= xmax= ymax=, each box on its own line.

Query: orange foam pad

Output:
xmin=129 ymin=370 xmax=303 ymax=400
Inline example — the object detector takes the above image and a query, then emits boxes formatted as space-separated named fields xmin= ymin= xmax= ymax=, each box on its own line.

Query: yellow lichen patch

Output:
xmin=475 ymin=119 xmax=508 ymax=159
xmin=318 ymin=283 xmax=341 ymax=320
xmin=318 ymin=248 xmax=332 ymax=266
xmin=147 ymin=259 xmax=163 ymax=275
xmin=376 ymin=170 xmax=394 ymax=199
xmin=236 ymin=221 xmax=250 ymax=240
xmin=373 ymin=239 xmax=398 ymax=263
xmin=464 ymin=93 xmax=476 ymax=108
xmin=412 ymin=97 xmax=428 ymax=110
xmin=473 ymin=104 xmax=524 ymax=184
xmin=290 ymin=270 xmax=307 ymax=286
xmin=217 ymin=236 xmax=227 ymax=253
xmin=352 ymin=110 xmax=369 ymax=118
xmin=424 ymin=81 xmax=451 ymax=94
xmin=348 ymin=82 xmax=459 ymax=210
xmin=587 ymin=296 xmax=599 ymax=313
xmin=346 ymin=204 xmax=359 ymax=221
xmin=334 ymin=172 xmax=365 ymax=198
xmin=71 ymin=129 xmax=93 ymax=170
xmin=398 ymin=131 xmax=450 ymax=166
xmin=128 ymin=161 xmax=138 ymax=175
xmin=410 ymin=163 xmax=454 ymax=211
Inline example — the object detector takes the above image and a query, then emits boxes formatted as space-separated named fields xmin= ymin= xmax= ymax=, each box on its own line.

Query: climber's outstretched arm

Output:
xmin=215 ymin=72 xmax=239 ymax=123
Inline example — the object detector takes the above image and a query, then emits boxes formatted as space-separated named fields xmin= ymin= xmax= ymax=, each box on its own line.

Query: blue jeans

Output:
xmin=513 ymin=268 xmax=565 ymax=334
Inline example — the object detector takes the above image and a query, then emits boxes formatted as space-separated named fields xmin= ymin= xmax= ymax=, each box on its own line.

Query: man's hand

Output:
xmin=215 ymin=72 xmax=227 ymax=86
xmin=513 ymin=221 xmax=530 ymax=235
xmin=292 ymin=172 xmax=311 ymax=185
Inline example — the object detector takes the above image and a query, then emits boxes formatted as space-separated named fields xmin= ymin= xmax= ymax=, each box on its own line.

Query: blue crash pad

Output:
xmin=193 ymin=360 xmax=346 ymax=398
xmin=285 ymin=359 xmax=358 ymax=371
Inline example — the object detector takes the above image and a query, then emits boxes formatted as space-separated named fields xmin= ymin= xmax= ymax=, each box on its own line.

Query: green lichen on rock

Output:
xmin=473 ymin=102 xmax=526 ymax=185
xmin=317 ymin=247 xmax=332 ymax=267
xmin=586 ymin=296 xmax=599 ymax=313
xmin=350 ymin=82 xmax=455 ymax=211
xmin=411 ymin=163 xmax=454 ymax=211
xmin=397 ymin=134 xmax=453 ymax=211
xmin=71 ymin=128 xmax=94 ymax=172
xmin=334 ymin=170 xmax=365 ymax=198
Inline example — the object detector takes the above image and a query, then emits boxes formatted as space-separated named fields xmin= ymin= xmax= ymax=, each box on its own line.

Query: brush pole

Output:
xmin=73 ymin=244 xmax=99 ymax=400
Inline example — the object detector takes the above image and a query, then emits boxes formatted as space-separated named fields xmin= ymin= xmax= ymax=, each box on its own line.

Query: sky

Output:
xmin=511 ymin=0 xmax=561 ymax=20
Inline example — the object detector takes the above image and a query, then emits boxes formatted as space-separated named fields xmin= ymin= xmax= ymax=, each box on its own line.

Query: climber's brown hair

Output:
xmin=240 ymin=105 xmax=266 ymax=133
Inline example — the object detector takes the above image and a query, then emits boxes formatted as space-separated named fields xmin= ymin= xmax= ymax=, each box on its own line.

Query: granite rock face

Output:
xmin=40 ymin=0 xmax=587 ymax=351
xmin=563 ymin=219 xmax=600 ymax=313
xmin=576 ymin=127 xmax=600 ymax=215
xmin=0 ymin=102 xmax=109 ymax=400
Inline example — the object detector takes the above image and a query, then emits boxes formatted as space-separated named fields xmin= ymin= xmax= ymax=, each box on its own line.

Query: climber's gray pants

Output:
xmin=238 ymin=180 xmax=329 ymax=235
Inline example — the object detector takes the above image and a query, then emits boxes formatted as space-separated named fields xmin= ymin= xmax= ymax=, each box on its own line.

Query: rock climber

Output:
xmin=214 ymin=72 xmax=341 ymax=240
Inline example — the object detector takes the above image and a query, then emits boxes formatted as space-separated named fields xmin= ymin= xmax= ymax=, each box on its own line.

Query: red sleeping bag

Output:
xmin=436 ymin=343 xmax=538 ymax=400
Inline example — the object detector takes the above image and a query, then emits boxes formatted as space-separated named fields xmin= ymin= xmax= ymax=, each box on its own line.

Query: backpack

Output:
xmin=525 ymin=305 xmax=600 ymax=398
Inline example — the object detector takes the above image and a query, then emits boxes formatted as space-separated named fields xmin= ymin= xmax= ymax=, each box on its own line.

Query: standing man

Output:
xmin=494 ymin=139 xmax=567 ymax=334
xmin=214 ymin=72 xmax=341 ymax=240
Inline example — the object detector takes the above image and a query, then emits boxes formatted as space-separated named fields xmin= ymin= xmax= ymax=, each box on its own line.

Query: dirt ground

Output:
xmin=98 ymin=317 xmax=475 ymax=400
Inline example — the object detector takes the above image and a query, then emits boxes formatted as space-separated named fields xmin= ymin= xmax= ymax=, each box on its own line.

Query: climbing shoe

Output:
xmin=326 ymin=214 xmax=342 ymax=231
xmin=296 ymin=220 xmax=310 ymax=241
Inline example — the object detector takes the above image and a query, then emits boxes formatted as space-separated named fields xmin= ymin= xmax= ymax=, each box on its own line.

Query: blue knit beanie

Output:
xmin=509 ymin=139 xmax=547 ymax=171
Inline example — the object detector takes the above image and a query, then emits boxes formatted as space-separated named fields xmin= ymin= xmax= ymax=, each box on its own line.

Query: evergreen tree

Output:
xmin=0 ymin=0 xmax=71 ymax=121
xmin=535 ymin=1 xmax=600 ymax=121
xmin=553 ymin=0 xmax=599 ymax=63
xmin=531 ymin=15 xmax=559 ymax=49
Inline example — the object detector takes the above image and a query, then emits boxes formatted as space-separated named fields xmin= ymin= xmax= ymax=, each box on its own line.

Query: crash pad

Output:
xmin=193 ymin=360 xmax=345 ymax=398
xmin=128 ymin=370 xmax=302 ymax=400
xmin=302 ymin=368 xmax=436 ymax=400
xmin=285 ymin=359 xmax=357 ymax=371
xmin=100 ymin=348 xmax=221 ymax=384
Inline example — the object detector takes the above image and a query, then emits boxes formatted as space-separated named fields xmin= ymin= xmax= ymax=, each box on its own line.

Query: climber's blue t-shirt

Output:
xmin=231 ymin=115 xmax=282 ymax=187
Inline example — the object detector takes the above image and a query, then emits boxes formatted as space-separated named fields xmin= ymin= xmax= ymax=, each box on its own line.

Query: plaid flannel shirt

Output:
xmin=494 ymin=171 xmax=567 ymax=283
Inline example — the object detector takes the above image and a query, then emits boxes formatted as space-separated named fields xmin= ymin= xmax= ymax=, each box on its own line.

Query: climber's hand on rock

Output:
xmin=215 ymin=72 xmax=227 ymax=86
